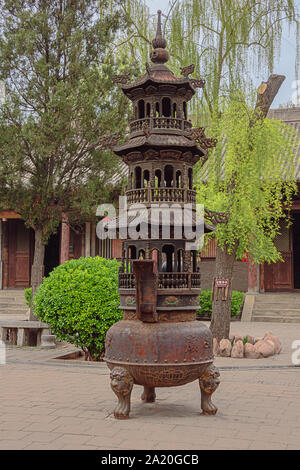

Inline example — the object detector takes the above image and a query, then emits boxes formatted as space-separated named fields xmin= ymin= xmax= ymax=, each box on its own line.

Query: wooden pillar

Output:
xmin=2 ymin=220 xmax=8 ymax=288
xmin=85 ymin=222 xmax=91 ymax=257
xmin=248 ymin=259 xmax=259 ymax=292
xmin=152 ymin=248 xmax=158 ymax=265
xmin=259 ymin=263 xmax=265 ymax=292
xmin=91 ymin=223 xmax=96 ymax=257
xmin=0 ymin=220 xmax=2 ymax=289
xmin=60 ymin=213 xmax=70 ymax=265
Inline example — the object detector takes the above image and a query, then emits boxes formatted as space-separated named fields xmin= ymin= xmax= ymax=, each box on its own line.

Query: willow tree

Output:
xmin=113 ymin=0 xmax=300 ymax=117
xmin=0 ymin=0 xmax=133 ymax=317
xmin=197 ymin=90 xmax=298 ymax=340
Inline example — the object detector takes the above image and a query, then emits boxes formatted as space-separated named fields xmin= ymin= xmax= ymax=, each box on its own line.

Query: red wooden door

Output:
xmin=8 ymin=220 xmax=31 ymax=288
xmin=69 ymin=229 xmax=82 ymax=259
xmin=264 ymin=251 xmax=293 ymax=290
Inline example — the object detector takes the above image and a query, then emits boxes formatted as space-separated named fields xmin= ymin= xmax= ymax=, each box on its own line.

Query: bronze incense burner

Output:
xmin=104 ymin=11 xmax=220 ymax=419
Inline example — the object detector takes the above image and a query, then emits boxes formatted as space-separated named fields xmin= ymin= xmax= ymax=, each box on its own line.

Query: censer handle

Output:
xmin=132 ymin=260 xmax=158 ymax=323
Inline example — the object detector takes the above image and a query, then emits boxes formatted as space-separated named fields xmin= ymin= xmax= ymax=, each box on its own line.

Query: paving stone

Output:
xmin=0 ymin=321 xmax=299 ymax=450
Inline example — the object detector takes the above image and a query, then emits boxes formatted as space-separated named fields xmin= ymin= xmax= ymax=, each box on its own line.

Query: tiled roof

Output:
xmin=104 ymin=207 xmax=215 ymax=233
xmin=114 ymin=133 xmax=201 ymax=153
xmin=122 ymin=64 xmax=193 ymax=91
xmin=268 ymin=108 xmax=300 ymax=180
xmin=108 ymin=161 xmax=128 ymax=186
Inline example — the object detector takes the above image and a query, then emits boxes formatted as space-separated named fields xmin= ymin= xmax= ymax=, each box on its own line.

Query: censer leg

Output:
xmin=141 ymin=386 xmax=156 ymax=403
xmin=199 ymin=365 xmax=220 ymax=415
xmin=110 ymin=367 xmax=134 ymax=419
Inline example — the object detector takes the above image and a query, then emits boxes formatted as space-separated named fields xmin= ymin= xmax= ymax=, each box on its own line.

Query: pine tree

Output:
xmin=0 ymin=0 xmax=135 ymax=317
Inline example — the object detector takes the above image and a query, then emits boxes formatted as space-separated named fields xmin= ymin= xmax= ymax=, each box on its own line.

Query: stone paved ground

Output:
xmin=0 ymin=321 xmax=299 ymax=450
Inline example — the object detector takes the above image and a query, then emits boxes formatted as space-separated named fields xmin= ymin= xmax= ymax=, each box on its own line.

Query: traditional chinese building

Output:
xmin=0 ymin=214 xmax=123 ymax=289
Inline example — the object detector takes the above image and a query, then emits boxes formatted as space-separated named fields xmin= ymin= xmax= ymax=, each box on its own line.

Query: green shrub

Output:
xmin=230 ymin=290 xmax=245 ymax=316
xmin=34 ymin=257 xmax=122 ymax=360
xmin=197 ymin=289 xmax=244 ymax=318
xmin=24 ymin=287 xmax=32 ymax=308
xmin=198 ymin=289 xmax=212 ymax=316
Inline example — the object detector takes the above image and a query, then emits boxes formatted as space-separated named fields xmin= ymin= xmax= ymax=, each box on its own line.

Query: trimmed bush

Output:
xmin=24 ymin=287 xmax=32 ymax=308
xmin=34 ymin=257 xmax=122 ymax=360
xmin=197 ymin=289 xmax=244 ymax=318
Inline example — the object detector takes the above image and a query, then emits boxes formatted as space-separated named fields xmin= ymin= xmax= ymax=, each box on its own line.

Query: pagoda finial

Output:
xmin=150 ymin=10 xmax=169 ymax=64
xmin=152 ymin=10 xmax=166 ymax=49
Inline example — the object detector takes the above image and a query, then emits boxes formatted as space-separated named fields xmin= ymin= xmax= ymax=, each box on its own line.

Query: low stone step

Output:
xmin=0 ymin=290 xmax=25 ymax=295
xmin=0 ymin=296 xmax=23 ymax=302
xmin=255 ymin=296 xmax=300 ymax=304
xmin=0 ymin=315 xmax=28 ymax=320
xmin=0 ymin=302 xmax=28 ymax=308
xmin=252 ymin=315 xmax=300 ymax=323
xmin=253 ymin=308 xmax=300 ymax=316
xmin=0 ymin=309 xmax=28 ymax=315
xmin=0 ymin=319 xmax=48 ymax=327
xmin=252 ymin=315 xmax=300 ymax=320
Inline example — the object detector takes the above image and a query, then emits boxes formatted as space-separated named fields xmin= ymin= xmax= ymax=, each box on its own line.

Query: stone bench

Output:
xmin=0 ymin=320 xmax=50 ymax=347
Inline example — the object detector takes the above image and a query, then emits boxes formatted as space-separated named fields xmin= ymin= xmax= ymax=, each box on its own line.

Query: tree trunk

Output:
xmin=209 ymin=74 xmax=285 ymax=341
xmin=29 ymin=228 xmax=45 ymax=321
xmin=210 ymin=241 xmax=237 ymax=342
xmin=254 ymin=74 xmax=286 ymax=119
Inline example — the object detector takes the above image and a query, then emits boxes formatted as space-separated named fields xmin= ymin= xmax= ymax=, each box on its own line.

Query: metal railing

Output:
xmin=119 ymin=272 xmax=201 ymax=289
xmin=126 ymin=187 xmax=196 ymax=204
xmin=129 ymin=117 xmax=192 ymax=134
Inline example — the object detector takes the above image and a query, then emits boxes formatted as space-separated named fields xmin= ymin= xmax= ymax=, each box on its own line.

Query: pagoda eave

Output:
xmin=122 ymin=78 xmax=195 ymax=101
xmin=113 ymin=135 xmax=206 ymax=159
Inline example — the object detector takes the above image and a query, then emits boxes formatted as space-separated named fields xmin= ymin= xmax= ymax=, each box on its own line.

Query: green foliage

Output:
xmin=33 ymin=257 xmax=122 ymax=360
xmin=0 ymin=0 xmax=134 ymax=240
xmin=24 ymin=287 xmax=32 ymax=308
xmin=197 ymin=97 xmax=299 ymax=263
xmin=198 ymin=289 xmax=244 ymax=317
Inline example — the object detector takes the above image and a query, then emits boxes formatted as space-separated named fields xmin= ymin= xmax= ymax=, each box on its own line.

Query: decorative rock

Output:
xmin=234 ymin=334 xmax=244 ymax=343
xmin=245 ymin=335 xmax=255 ymax=345
xmin=229 ymin=334 xmax=235 ymax=345
xmin=41 ymin=335 xmax=56 ymax=349
xmin=254 ymin=339 xmax=275 ymax=358
xmin=244 ymin=342 xmax=260 ymax=359
xmin=219 ymin=339 xmax=232 ymax=357
xmin=213 ymin=338 xmax=220 ymax=357
xmin=263 ymin=332 xmax=282 ymax=354
xmin=211 ymin=332 xmax=281 ymax=359
xmin=231 ymin=340 xmax=244 ymax=358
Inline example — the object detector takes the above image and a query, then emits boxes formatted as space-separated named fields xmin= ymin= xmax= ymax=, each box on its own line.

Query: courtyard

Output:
xmin=0 ymin=0 xmax=300 ymax=455
xmin=0 ymin=321 xmax=299 ymax=451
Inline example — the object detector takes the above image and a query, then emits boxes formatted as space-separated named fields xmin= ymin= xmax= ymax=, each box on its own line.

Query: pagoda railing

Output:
xmin=129 ymin=117 xmax=192 ymax=134
xmin=126 ymin=187 xmax=196 ymax=204
xmin=119 ymin=272 xmax=201 ymax=289
xmin=119 ymin=273 xmax=136 ymax=289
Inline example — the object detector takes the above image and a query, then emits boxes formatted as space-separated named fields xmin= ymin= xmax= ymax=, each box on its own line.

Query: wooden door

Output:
xmin=69 ymin=228 xmax=82 ymax=260
xmin=8 ymin=220 xmax=31 ymax=288
xmin=263 ymin=251 xmax=293 ymax=291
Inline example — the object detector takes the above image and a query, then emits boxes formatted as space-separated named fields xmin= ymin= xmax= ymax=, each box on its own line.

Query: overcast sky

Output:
xmin=145 ymin=0 xmax=299 ymax=108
